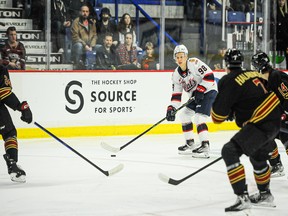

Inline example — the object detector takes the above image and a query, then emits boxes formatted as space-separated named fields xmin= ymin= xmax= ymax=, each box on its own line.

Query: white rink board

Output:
xmin=9 ymin=71 xmax=226 ymax=128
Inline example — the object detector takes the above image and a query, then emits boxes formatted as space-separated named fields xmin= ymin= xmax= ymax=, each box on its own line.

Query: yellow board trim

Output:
xmin=17 ymin=122 xmax=240 ymax=139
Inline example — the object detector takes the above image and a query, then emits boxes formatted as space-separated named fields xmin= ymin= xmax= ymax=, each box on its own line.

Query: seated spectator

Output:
xmin=96 ymin=7 xmax=118 ymax=47
xmin=208 ymin=41 xmax=227 ymax=70
xmin=117 ymin=13 xmax=137 ymax=46
xmin=229 ymin=0 xmax=251 ymax=13
xmin=95 ymin=33 xmax=120 ymax=70
xmin=71 ymin=4 xmax=97 ymax=69
xmin=0 ymin=27 xmax=26 ymax=70
xmin=140 ymin=42 xmax=159 ymax=70
xmin=116 ymin=32 xmax=140 ymax=70
xmin=51 ymin=0 xmax=71 ymax=53
xmin=64 ymin=0 xmax=87 ymax=21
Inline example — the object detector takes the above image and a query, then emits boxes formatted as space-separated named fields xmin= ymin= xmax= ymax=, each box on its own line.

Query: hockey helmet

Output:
xmin=224 ymin=48 xmax=244 ymax=68
xmin=251 ymin=51 xmax=270 ymax=72
xmin=173 ymin=44 xmax=188 ymax=60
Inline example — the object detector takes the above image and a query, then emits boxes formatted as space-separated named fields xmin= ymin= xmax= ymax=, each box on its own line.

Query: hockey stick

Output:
xmin=280 ymin=127 xmax=288 ymax=134
xmin=34 ymin=122 xmax=124 ymax=176
xmin=101 ymin=97 xmax=195 ymax=153
xmin=158 ymin=156 xmax=223 ymax=185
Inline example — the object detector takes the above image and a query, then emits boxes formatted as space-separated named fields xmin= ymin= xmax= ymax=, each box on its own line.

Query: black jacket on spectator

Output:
xmin=96 ymin=20 xmax=118 ymax=46
xmin=95 ymin=45 xmax=120 ymax=70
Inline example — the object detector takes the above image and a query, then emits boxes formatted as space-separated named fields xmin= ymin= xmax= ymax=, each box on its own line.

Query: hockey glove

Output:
xmin=194 ymin=85 xmax=206 ymax=104
xmin=226 ymin=111 xmax=235 ymax=121
xmin=166 ymin=105 xmax=176 ymax=121
xmin=18 ymin=101 xmax=32 ymax=124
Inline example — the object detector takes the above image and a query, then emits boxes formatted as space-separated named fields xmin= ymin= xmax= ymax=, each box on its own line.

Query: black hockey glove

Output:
xmin=166 ymin=105 xmax=176 ymax=121
xmin=226 ymin=111 xmax=235 ymax=121
xmin=194 ymin=85 xmax=206 ymax=104
xmin=18 ymin=101 xmax=32 ymax=124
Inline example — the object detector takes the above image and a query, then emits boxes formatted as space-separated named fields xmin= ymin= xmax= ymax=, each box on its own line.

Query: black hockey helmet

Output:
xmin=224 ymin=48 xmax=244 ymax=68
xmin=251 ymin=51 xmax=270 ymax=72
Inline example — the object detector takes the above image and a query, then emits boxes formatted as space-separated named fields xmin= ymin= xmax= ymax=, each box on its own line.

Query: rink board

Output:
xmin=8 ymin=70 xmax=238 ymax=138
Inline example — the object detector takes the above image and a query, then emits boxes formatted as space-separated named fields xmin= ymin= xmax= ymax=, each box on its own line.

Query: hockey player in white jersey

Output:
xmin=166 ymin=44 xmax=218 ymax=158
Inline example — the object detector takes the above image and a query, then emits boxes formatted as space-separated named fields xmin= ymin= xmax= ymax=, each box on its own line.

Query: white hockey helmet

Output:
xmin=173 ymin=44 xmax=188 ymax=60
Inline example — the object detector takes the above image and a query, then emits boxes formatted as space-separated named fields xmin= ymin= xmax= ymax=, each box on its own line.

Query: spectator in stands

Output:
xmin=229 ymin=0 xmax=251 ymax=13
xmin=29 ymin=0 xmax=45 ymax=30
xmin=96 ymin=7 xmax=118 ymax=47
xmin=13 ymin=0 xmax=24 ymax=8
xmin=208 ymin=41 xmax=227 ymax=70
xmin=51 ymin=0 xmax=71 ymax=53
xmin=65 ymin=0 xmax=96 ymax=22
xmin=140 ymin=42 xmax=159 ymax=70
xmin=65 ymin=0 xmax=84 ymax=21
xmin=118 ymin=13 xmax=137 ymax=46
xmin=116 ymin=32 xmax=140 ymax=70
xmin=95 ymin=33 xmax=120 ymax=70
xmin=207 ymin=0 xmax=221 ymax=11
xmin=71 ymin=4 xmax=97 ymax=69
xmin=0 ymin=27 xmax=26 ymax=70
xmin=275 ymin=0 xmax=288 ymax=69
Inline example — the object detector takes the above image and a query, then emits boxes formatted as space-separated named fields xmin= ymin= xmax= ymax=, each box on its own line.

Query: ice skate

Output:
xmin=3 ymin=154 xmax=26 ymax=183
xmin=249 ymin=190 xmax=276 ymax=208
xmin=270 ymin=162 xmax=285 ymax=178
xmin=192 ymin=141 xmax=210 ymax=158
xmin=225 ymin=193 xmax=251 ymax=213
xmin=178 ymin=139 xmax=196 ymax=155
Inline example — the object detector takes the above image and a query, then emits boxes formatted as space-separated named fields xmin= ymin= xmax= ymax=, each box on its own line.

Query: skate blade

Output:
xmin=271 ymin=172 xmax=285 ymax=178
xmin=178 ymin=151 xmax=192 ymax=155
xmin=10 ymin=173 xmax=26 ymax=183
xmin=225 ymin=209 xmax=251 ymax=215
xmin=192 ymin=152 xmax=210 ymax=159
xmin=251 ymin=202 xmax=276 ymax=208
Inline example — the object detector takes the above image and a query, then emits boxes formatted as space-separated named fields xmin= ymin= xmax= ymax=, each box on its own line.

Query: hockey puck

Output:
xmin=111 ymin=155 xmax=116 ymax=157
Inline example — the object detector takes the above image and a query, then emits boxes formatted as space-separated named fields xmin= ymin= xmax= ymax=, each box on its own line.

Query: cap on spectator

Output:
xmin=100 ymin=7 xmax=111 ymax=17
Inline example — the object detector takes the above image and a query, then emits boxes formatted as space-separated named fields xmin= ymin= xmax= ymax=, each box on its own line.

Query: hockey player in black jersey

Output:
xmin=252 ymin=51 xmax=288 ymax=178
xmin=212 ymin=48 xmax=282 ymax=212
xmin=0 ymin=63 xmax=32 ymax=183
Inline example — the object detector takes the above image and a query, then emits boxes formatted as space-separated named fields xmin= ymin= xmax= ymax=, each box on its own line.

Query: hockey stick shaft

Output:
xmin=119 ymin=97 xmax=194 ymax=151
xmin=34 ymin=122 xmax=119 ymax=176
xmin=280 ymin=127 xmax=288 ymax=134
xmin=160 ymin=156 xmax=223 ymax=185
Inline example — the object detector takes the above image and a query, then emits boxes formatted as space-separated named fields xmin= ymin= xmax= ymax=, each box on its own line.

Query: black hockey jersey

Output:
xmin=265 ymin=69 xmax=288 ymax=111
xmin=212 ymin=68 xmax=280 ymax=128
xmin=0 ymin=64 xmax=20 ymax=110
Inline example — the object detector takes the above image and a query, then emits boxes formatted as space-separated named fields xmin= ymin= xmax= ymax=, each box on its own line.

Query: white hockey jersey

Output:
xmin=170 ymin=57 xmax=218 ymax=108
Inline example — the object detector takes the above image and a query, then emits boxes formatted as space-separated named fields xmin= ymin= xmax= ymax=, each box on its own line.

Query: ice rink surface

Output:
xmin=1 ymin=130 xmax=287 ymax=216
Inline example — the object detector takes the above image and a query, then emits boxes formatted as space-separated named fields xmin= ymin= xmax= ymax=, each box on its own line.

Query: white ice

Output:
xmin=1 ymin=131 xmax=287 ymax=216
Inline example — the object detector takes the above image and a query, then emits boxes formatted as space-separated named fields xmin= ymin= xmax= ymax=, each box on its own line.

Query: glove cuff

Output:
xmin=167 ymin=105 xmax=175 ymax=111
xmin=17 ymin=101 xmax=29 ymax=111
xmin=196 ymin=85 xmax=206 ymax=93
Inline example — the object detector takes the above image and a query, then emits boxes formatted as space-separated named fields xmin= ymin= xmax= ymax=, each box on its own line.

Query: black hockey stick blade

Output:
xmin=101 ymin=97 xmax=195 ymax=153
xmin=158 ymin=156 xmax=223 ymax=185
xmin=34 ymin=122 xmax=124 ymax=176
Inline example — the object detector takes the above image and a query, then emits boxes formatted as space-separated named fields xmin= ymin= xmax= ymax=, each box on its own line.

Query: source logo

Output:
xmin=65 ymin=81 xmax=84 ymax=114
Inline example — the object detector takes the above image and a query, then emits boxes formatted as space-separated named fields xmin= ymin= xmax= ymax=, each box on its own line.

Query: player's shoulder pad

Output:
xmin=188 ymin=57 xmax=199 ymax=65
